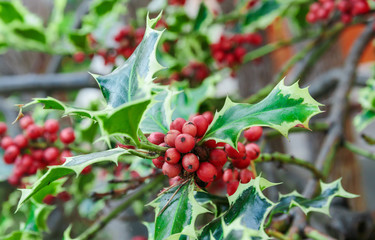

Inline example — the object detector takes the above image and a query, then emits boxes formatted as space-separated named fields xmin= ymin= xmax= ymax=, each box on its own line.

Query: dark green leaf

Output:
xmin=0 ymin=1 xmax=24 ymax=23
xmin=193 ymin=3 xmax=212 ymax=31
xmin=354 ymin=78 xmax=375 ymax=131
xmin=91 ymin=0 xmax=117 ymax=16
xmin=201 ymin=80 xmax=322 ymax=149
xmin=68 ymin=32 xmax=89 ymax=50
xmin=13 ymin=27 xmax=46 ymax=44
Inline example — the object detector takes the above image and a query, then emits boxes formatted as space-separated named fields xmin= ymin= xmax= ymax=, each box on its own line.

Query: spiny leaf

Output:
xmin=201 ymin=79 xmax=322 ymax=149
xmin=269 ymin=178 xmax=357 ymax=219
xmin=147 ymin=181 xmax=210 ymax=240
xmin=16 ymin=148 xmax=131 ymax=211
xmin=199 ymin=177 xmax=276 ymax=240
xmin=92 ymin=13 xmax=165 ymax=108
xmin=140 ymin=88 xmax=174 ymax=134
xmin=354 ymin=78 xmax=375 ymax=131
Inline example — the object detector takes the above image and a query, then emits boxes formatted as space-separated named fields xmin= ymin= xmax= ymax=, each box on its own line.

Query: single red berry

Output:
xmin=27 ymin=165 xmax=38 ymax=175
xmin=0 ymin=122 xmax=7 ymax=135
xmin=224 ymin=142 xmax=246 ymax=159
xmin=57 ymin=191 xmax=71 ymax=202
xmin=204 ymin=139 xmax=217 ymax=148
xmin=43 ymin=194 xmax=57 ymax=205
xmin=31 ymin=149 xmax=44 ymax=162
xmin=43 ymin=147 xmax=60 ymax=163
xmin=197 ymin=162 xmax=217 ymax=182
xmin=182 ymin=121 xmax=197 ymax=137
xmin=132 ymin=236 xmax=147 ymax=240
xmin=44 ymin=119 xmax=60 ymax=134
xmin=175 ymin=134 xmax=195 ymax=153
xmin=147 ymin=132 xmax=165 ymax=145
xmin=223 ymin=169 xmax=233 ymax=183
xmin=19 ymin=116 xmax=34 ymax=130
xmin=4 ymin=145 xmax=20 ymax=164
xmin=226 ymin=180 xmax=239 ymax=196
xmin=245 ymin=143 xmax=260 ymax=160
xmin=182 ymin=153 xmax=199 ymax=172
xmin=60 ymin=127 xmax=75 ymax=144
xmin=169 ymin=176 xmax=182 ymax=186
xmin=165 ymin=148 xmax=181 ymax=164
xmin=152 ymin=156 xmax=164 ymax=169
xmin=192 ymin=115 xmax=209 ymax=137
xmin=244 ymin=126 xmax=263 ymax=142
xmin=14 ymin=134 xmax=28 ymax=149
xmin=306 ymin=12 xmax=317 ymax=23
xmin=208 ymin=149 xmax=227 ymax=167
xmin=170 ymin=118 xmax=186 ymax=132
xmin=73 ymin=52 xmax=85 ymax=63
xmin=45 ymin=132 xmax=58 ymax=143
xmin=202 ymin=111 xmax=214 ymax=124
xmin=60 ymin=150 xmax=72 ymax=164
xmin=21 ymin=154 xmax=33 ymax=169
xmin=1 ymin=136 xmax=14 ymax=149
xmin=240 ymin=169 xmax=255 ymax=183
xmin=164 ymin=130 xmax=181 ymax=147
xmin=162 ymin=162 xmax=182 ymax=178
xmin=81 ymin=165 xmax=92 ymax=174
xmin=26 ymin=124 xmax=44 ymax=139
xmin=8 ymin=174 xmax=20 ymax=186
xmin=232 ymin=156 xmax=250 ymax=169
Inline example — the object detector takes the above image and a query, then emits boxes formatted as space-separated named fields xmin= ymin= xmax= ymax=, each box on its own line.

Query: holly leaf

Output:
xmin=354 ymin=78 xmax=375 ymax=131
xmin=171 ymin=74 xmax=220 ymax=120
xmin=193 ymin=3 xmax=213 ymax=31
xmin=92 ymin=14 xmax=165 ymax=108
xmin=147 ymin=181 xmax=210 ymax=240
xmin=201 ymin=80 xmax=322 ymax=149
xmin=268 ymin=179 xmax=357 ymax=220
xmin=140 ymin=88 xmax=174 ymax=134
xmin=0 ymin=1 xmax=24 ymax=24
xmin=198 ymin=177 xmax=276 ymax=239
xmin=16 ymin=148 xmax=131 ymax=211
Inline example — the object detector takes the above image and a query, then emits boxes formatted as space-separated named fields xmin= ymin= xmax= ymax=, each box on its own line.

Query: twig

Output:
xmin=108 ymin=173 xmax=160 ymax=184
xmin=343 ymin=141 xmax=375 ymax=161
xmin=256 ymin=153 xmax=324 ymax=179
xmin=127 ymin=149 xmax=159 ymax=159
xmin=77 ymin=174 xmax=165 ymax=240
xmin=304 ymin=226 xmax=336 ymax=240
xmin=266 ymin=229 xmax=290 ymax=240
xmin=157 ymin=179 xmax=189 ymax=217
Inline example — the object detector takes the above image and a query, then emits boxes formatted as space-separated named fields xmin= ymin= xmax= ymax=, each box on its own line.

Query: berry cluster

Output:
xmin=169 ymin=62 xmax=210 ymax=85
xmin=148 ymin=112 xmax=263 ymax=196
xmin=43 ymin=191 xmax=71 ymax=205
xmin=210 ymin=33 xmax=262 ymax=73
xmin=306 ymin=0 xmax=370 ymax=24
xmin=73 ymin=26 xmax=145 ymax=65
xmin=0 ymin=116 xmax=81 ymax=186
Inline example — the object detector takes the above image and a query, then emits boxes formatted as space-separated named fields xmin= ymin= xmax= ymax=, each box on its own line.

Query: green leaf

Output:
xmin=93 ymin=14 xmax=165 ymax=108
xmin=354 ymin=110 xmax=375 ymax=132
xmin=0 ymin=231 xmax=40 ymax=240
xmin=269 ymin=179 xmax=358 ymax=219
xmin=193 ymin=3 xmax=213 ymax=31
xmin=147 ymin=181 xmax=210 ymax=240
xmin=91 ymin=0 xmax=117 ymax=16
xmin=354 ymin=78 xmax=375 ymax=131
xmin=198 ymin=177 xmax=275 ymax=239
xmin=0 ymin=1 xmax=24 ymax=23
xmin=68 ymin=32 xmax=89 ymax=51
xmin=140 ymin=89 xmax=174 ymax=134
xmin=171 ymin=74 xmax=220 ymax=120
xmin=16 ymin=148 xmax=130 ymax=211
xmin=201 ymin=80 xmax=322 ymax=149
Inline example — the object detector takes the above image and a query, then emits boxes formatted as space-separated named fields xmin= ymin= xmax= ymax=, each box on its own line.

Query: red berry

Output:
xmin=60 ymin=127 xmax=75 ymax=144
xmin=147 ymin=132 xmax=165 ymax=145
xmin=60 ymin=150 xmax=72 ymax=164
xmin=232 ymin=156 xmax=250 ymax=169
xmin=224 ymin=142 xmax=246 ymax=159
xmin=223 ymin=169 xmax=233 ymax=183
xmin=19 ymin=116 xmax=34 ymax=130
xmin=192 ymin=116 xmax=209 ymax=137
xmin=44 ymin=119 xmax=60 ymax=133
xmin=197 ymin=162 xmax=217 ymax=182
xmin=1 ymin=136 xmax=14 ymax=149
xmin=245 ymin=143 xmax=260 ymax=160
xmin=82 ymin=165 xmax=92 ymax=174
xmin=45 ymin=132 xmax=58 ymax=143
xmin=4 ymin=145 xmax=19 ymax=164
xmin=182 ymin=121 xmax=197 ymax=137
xmin=182 ymin=153 xmax=199 ymax=172
xmin=169 ymin=176 xmax=182 ymax=186
xmin=204 ymin=139 xmax=217 ymax=148
xmin=14 ymin=134 xmax=28 ymax=149
xmin=132 ymin=236 xmax=147 ymax=240
xmin=26 ymin=124 xmax=44 ymax=139
xmin=208 ymin=149 xmax=227 ymax=167
xmin=57 ymin=191 xmax=71 ymax=202
xmin=8 ymin=174 xmax=20 ymax=186
xmin=175 ymin=134 xmax=195 ymax=153
xmin=152 ymin=156 xmax=164 ymax=169
xmin=170 ymin=118 xmax=186 ymax=132
xmin=162 ymin=162 xmax=182 ymax=178
xmin=31 ymin=149 xmax=43 ymax=162
xmin=240 ymin=169 xmax=255 ymax=183
xmin=164 ymin=130 xmax=181 ymax=147
xmin=306 ymin=12 xmax=317 ymax=23
xmin=244 ymin=126 xmax=263 ymax=142
xmin=21 ymin=154 xmax=33 ymax=169
xmin=202 ymin=111 xmax=214 ymax=124
xmin=226 ymin=180 xmax=239 ymax=196
xmin=165 ymin=148 xmax=181 ymax=164
xmin=43 ymin=194 xmax=56 ymax=205
xmin=43 ymin=147 xmax=59 ymax=163
xmin=73 ymin=52 xmax=85 ymax=63
xmin=0 ymin=122 xmax=7 ymax=135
